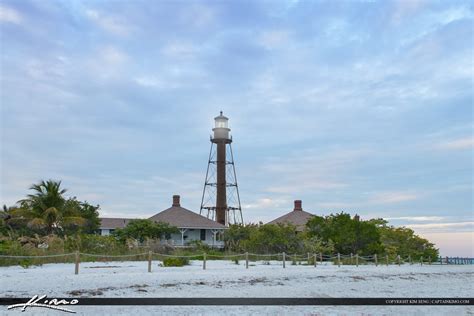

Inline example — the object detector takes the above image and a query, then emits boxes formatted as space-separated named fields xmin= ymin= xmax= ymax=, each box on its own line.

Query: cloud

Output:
xmin=369 ymin=191 xmax=419 ymax=204
xmin=179 ymin=4 xmax=216 ymax=28
xmin=406 ymin=221 xmax=474 ymax=233
xmin=391 ymin=0 xmax=426 ymax=24
xmin=99 ymin=46 xmax=128 ymax=65
xmin=386 ymin=216 xmax=445 ymax=222
xmin=134 ymin=76 xmax=165 ymax=88
xmin=161 ymin=41 xmax=199 ymax=58
xmin=85 ymin=9 xmax=132 ymax=36
xmin=243 ymin=197 xmax=289 ymax=209
xmin=259 ymin=30 xmax=290 ymax=50
xmin=437 ymin=137 xmax=473 ymax=150
xmin=0 ymin=4 xmax=22 ymax=24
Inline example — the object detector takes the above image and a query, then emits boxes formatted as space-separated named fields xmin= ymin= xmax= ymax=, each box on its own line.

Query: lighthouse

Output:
xmin=200 ymin=112 xmax=243 ymax=226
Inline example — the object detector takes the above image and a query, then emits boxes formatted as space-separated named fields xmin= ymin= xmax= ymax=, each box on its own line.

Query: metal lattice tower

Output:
xmin=200 ymin=111 xmax=243 ymax=226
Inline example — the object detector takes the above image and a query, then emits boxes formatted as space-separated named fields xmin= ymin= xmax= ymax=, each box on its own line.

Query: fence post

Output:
xmin=374 ymin=254 xmax=378 ymax=267
xmin=148 ymin=251 xmax=152 ymax=272
xmin=74 ymin=251 xmax=80 ymax=275
xmin=245 ymin=252 xmax=249 ymax=269
xmin=337 ymin=253 xmax=341 ymax=267
xmin=307 ymin=252 xmax=310 ymax=265
xmin=446 ymin=256 xmax=448 ymax=264
xmin=203 ymin=253 xmax=206 ymax=270
xmin=397 ymin=255 xmax=400 ymax=266
xmin=428 ymin=256 xmax=431 ymax=265
xmin=320 ymin=253 xmax=323 ymax=264
xmin=282 ymin=252 xmax=286 ymax=268
xmin=356 ymin=254 xmax=359 ymax=267
xmin=420 ymin=256 xmax=423 ymax=266
xmin=350 ymin=253 xmax=353 ymax=265
xmin=314 ymin=253 xmax=317 ymax=267
xmin=386 ymin=254 xmax=389 ymax=266
xmin=409 ymin=255 xmax=412 ymax=265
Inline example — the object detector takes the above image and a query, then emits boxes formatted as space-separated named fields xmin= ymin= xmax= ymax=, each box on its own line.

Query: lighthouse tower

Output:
xmin=200 ymin=111 xmax=243 ymax=226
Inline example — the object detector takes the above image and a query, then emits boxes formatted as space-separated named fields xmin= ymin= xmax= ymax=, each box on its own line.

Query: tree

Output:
xmin=78 ymin=201 xmax=101 ymax=234
xmin=15 ymin=180 xmax=85 ymax=235
xmin=223 ymin=224 xmax=257 ymax=252
xmin=240 ymin=223 xmax=303 ymax=254
xmin=377 ymin=224 xmax=438 ymax=259
xmin=306 ymin=213 xmax=384 ymax=255
xmin=113 ymin=219 xmax=179 ymax=243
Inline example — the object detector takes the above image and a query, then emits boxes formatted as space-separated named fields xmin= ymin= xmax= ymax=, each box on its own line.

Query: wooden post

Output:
xmin=397 ymin=255 xmax=400 ymax=266
xmin=374 ymin=254 xmax=378 ymax=267
xmin=245 ymin=252 xmax=249 ymax=269
xmin=386 ymin=255 xmax=389 ymax=266
xmin=307 ymin=252 xmax=310 ymax=265
xmin=203 ymin=253 xmax=206 ymax=270
xmin=74 ymin=251 xmax=80 ymax=275
xmin=428 ymin=256 xmax=431 ymax=265
xmin=420 ymin=256 xmax=423 ymax=266
xmin=320 ymin=253 xmax=323 ymax=264
xmin=409 ymin=255 xmax=412 ymax=265
xmin=314 ymin=253 xmax=317 ymax=267
xmin=282 ymin=252 xmax=286 ymax=268
xmin=337 ymin=253 xmax=341 ymax=267
xmin=148 ymin=251 xmax=152 ymax=272
xmin=350 ymin=253 xmax=353 ymax=265
xmin=446 ymin=256 xmax=448 ymax=264
xmin=356 ymin=254 xmax=359 ymax=267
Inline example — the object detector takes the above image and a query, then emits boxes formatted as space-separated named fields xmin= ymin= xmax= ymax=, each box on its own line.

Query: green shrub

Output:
xmin=19 ymin=259 xmax=32 ymax=269
xmin=163 ymin=257 xmax=189 ymax=267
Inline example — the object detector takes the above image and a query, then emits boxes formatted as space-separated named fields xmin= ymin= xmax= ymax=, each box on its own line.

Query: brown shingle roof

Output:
xmin=148 ymin=195 xmax=226 ymax=229
xmin=266 ymin=200 xmax=315 ymax=231
xmin=100 ymin=218 xmax=134 ymax=229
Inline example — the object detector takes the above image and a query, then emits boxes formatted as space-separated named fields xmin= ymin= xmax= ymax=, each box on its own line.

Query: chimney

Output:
xmin=294 ymin=200 xmax=302 ymax=211
xmin=172 ymin=195 xmax=180 ymax=207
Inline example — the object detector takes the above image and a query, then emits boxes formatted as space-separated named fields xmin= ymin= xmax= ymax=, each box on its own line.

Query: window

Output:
xmin=200 ymin=229 xmax=206 ymax=241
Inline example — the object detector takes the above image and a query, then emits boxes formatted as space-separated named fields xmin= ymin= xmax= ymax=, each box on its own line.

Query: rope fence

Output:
xmin=0 ymin=252 xmax=472 ymax=275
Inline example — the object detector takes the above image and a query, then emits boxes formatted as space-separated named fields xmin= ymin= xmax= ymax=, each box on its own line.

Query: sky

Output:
xmin=0 ymin=0 xmax=472 ymax=256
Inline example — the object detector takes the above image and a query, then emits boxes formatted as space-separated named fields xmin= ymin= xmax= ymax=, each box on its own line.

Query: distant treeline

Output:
xmin=224 ymin=215 xmax=438 ymax=258
xmin=1 ymin=179 xmax=438 ymax=260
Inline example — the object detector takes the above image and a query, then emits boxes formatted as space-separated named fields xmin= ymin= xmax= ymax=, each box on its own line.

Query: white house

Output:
xmin=99 ymin=195 xmax=227 ymax=247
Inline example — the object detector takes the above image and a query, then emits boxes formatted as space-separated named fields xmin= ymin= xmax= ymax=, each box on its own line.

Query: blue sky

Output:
xmin=1 ymin=0 xmax=472 ymax=255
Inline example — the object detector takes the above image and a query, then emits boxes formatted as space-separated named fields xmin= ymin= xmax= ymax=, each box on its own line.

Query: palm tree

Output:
xmin=16 ymin=180 xmax=85 ymax=235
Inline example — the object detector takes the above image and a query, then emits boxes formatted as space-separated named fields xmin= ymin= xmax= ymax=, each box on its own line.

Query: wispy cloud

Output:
xmin=0 ymin=4 xmax=22 ymax=24
xmin=406 ymin=221 xmax=474 ymax=233
xmin=387 ymin=216 xmax=446 ymax=222
xmin=437 ymin=137 xmax=473 ymax=150
xmin=85 ymin=9 xmax=132 ymax=36
xmin=369 ymin=191 xmax=419 ymax=204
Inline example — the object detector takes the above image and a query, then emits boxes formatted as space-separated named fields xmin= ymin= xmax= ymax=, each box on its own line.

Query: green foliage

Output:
xmin=224 ymin=224 xmax=256 ymax=252
xmin=19 ymin=259 xmax=33 ymax=269
xmin=306 ymin=213 xmax=384 ymax=255
xmin=237 ymin=223 xmax=303 ymax=253
xmin=186 ymin=240 xmax=211 ymax=252
xmin=113 ymin=219 xmax=179 ymax=243
xmin=378 ymin=224 xmax=439 ymax=259
xmin=162 ymin=257 xmax=189 ymax=267
xmin=9 ymin=180 xmax=93 ymax=236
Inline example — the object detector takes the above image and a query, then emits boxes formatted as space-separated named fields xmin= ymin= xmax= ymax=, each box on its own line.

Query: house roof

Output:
xmin=266 ymin=200 xmax=315 ymax=232
xmin=100 ymin=218 xmax=134 ymax=229
xmin=148 ymin=195 xmax=227 ymax=230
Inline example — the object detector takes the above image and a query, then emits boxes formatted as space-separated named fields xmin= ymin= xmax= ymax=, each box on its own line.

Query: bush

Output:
xmin=19 ymin=259 xmax=32 ymax=269
xmin=163 ymin=257 xmax=189 ymax=267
